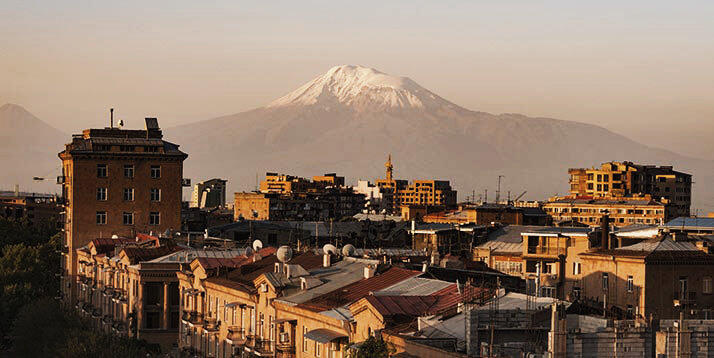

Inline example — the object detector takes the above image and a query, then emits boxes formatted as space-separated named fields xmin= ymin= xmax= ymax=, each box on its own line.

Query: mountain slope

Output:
xmin=166 ymin=65 xmax=714 ymax=213
xmin=0 ymin=104 xmax=66 ymax=193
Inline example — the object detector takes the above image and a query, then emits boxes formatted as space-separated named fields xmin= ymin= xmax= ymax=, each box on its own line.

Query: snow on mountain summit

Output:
xmin=266 ymin=65 xmax=459 ymax=111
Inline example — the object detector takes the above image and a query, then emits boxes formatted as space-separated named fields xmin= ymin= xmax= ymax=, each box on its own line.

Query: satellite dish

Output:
xmin=245 ymin=246 xmax=253 ymax=256
xmin=111 ymin=234 xmax=119 ymax=239
xmin=323 ymin=244 xmax=338 ymax=256
xmin=252 ymin=239 xmax=263 ymax=251
xmin=118 ymin=119 xmax=124 ymax=127
xmin=342 ymin=244 xmax=356 ymax=257
xmin=276 ymin=246 xmax=293 ymax=263
xmin=204 ymin=229 xmax=208 ymax=239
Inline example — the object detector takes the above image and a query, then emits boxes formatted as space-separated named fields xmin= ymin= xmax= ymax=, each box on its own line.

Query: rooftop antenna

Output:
xmin=110 ymin=108 xmax=114 ymax=128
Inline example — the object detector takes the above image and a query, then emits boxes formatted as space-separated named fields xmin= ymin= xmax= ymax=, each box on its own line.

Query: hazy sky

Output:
xmin=2 ymin=1 xmax=713 ymax=158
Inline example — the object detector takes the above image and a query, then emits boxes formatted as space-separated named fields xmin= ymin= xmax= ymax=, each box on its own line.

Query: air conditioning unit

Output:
xmin=182 ymin=178 xmax=192 ymax=187
xmin=260 ymin=283 xmax=268 ymax=293
xmin=279 ymin=332 xmax=289 ymax=343
xmin=56 ymin=175 xmax=66 ymax=184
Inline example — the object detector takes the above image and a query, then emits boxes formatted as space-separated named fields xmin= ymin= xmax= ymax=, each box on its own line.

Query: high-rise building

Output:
xmin=58 ymin=117 xmax=188 ymax=304
xmin=568 ymin=161 xmax=691 ymax=217
xmin=190 ymin=178 xmax=227 ymax=208
xmin=376 ymin=155 xmax=457 ymax=212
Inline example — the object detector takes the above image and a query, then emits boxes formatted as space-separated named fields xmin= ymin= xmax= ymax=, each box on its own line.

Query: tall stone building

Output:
xmin=58 ymin=117 xmax=187 ymax=304
xmin=568 ymin=161 xmax=692 ymax=217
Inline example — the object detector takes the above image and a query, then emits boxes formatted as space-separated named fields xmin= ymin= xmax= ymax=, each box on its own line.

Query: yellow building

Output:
xmin=568 ymin=161 xmax=691 ymax=217
xmin=260 ymin=172 xmax=345 ymax=194
xmin=543 ymin=195 xmax=669 ymax=227
xmin=376 ymin=155 xmax=457 ymax=213
xmin=578 ymin=234 xmax=714 ymax=319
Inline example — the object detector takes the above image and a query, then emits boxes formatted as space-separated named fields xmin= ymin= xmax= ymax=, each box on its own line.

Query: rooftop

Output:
xmin=665 ymin=217 xmax=714 ymax=230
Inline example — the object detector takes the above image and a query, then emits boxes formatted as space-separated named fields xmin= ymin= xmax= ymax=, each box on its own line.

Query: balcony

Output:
xmin=182 ymin=311 xmax=204 ymax=326
xmin=226 ymin=326 xmax=246 ymax=345
xmin=245 ymin=337 xmax=273 ymax=357
xmin=204 ymin=316 xmax=220 ymax=332
xmin=673 ymin=291 xmax=697 ymax=306
xmin=526 ymin=246 xmax=567 ymax=257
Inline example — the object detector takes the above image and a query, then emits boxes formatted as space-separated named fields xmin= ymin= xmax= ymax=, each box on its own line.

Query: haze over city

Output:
xmin=2 ymin=1 xmax=713 ymax=158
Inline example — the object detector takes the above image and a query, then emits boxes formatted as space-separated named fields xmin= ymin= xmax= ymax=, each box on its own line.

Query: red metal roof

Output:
xmin=196 ymin=247 xmax=278 ymax=270
xmin=366 ymin=284 xmax=491 ymax=318
xmin=299 ymin=267 xmax=423 ymax=311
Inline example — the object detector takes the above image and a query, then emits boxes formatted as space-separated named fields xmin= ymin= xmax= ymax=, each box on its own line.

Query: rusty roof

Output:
xmin=121 ymin=246 xmax=181 ymax=264
xmin=196 ymin=247 xmax=277 ymax=270
xmin=298 ymin=267 xmax=422 ymax=312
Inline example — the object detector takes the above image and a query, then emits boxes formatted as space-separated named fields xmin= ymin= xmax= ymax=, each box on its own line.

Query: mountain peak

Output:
xmin=266 ymin=65 xmax=460 ymax=111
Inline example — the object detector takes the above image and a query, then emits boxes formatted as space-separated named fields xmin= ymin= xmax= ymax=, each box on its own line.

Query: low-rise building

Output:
xmin=543 ymin=195 xmax=669 ymax=227
xmin=234 ymin=189 xmax=365 ymax=221
xmin=0 ymin=192 xmax=61 ymax=226
xmin=578 ymin=234 xmax=714 ymax=319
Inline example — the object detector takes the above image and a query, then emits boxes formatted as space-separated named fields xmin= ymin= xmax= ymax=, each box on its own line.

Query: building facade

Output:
xmin=234 ymin=189 xmax=365 ymax=221
xmin=376 ymin=155 xmax=457 ymax=213
xmin=191 ymin=178 xmax=228 ymax=209
xmin=568 ymin=161 xmax=691 ymax=217
xmin=543 ymin=195 xmax=668 ymax=227
xmin=58 ymin=118 xmax=188 ymax=305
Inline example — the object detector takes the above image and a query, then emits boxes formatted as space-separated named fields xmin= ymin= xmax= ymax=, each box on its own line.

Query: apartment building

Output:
xmin=376 ymin=155 xmax=457 ymax=213
xmin=58 ymin=117 xmax=188 ymax=305
xmin=0 ymin=192 xmax=61 ymax=226
xmin=568 ymin=161 xmax=691 ymax=217
xmin=191 ymin=178 xmax=228 ymax=208
xmin=260 ymin=172 xmax=345 ymax=194
xmin=578 ymin=234 xmax=714 ymax=320
xmin=233 ymin=189 xmax=365 ymax=221
xmin=543 ymin=195 xmax=669 ymax=227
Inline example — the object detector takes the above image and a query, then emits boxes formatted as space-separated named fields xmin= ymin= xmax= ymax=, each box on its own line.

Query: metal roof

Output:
xmin=374 ymin=277 xmax=453 ymax=296
xmin=304 ymin=328 xmax=347 ymax=343
xmin=665 ymin=217 xmax=714 ymax=229
xmin=148 ymin=248 xmax=249 ymax=263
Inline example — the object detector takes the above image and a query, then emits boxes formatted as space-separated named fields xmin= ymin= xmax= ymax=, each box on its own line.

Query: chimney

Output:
xmin=323 ymin=253 xmax=331 ymax=268
xmin=14 ymin=184 xmax=19 ymax=197
xmin=600 ymin=214 xmax=610 ymax=250
xmin=364 ymin=264 xmax=376 ymax=279
xmin=274 ymin=262 xmax=282 ymax=274
xmin=110 ymin=108 xmax=114 ymax=128
xmin=285 ymin=265 xmax=292 ymax=278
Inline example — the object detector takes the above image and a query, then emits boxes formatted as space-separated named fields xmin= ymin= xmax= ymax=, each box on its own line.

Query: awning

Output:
xmin=274 ymin=318 xmax=297 ymax=324
xmin=304 ymin=328 xmax=348 ymax=343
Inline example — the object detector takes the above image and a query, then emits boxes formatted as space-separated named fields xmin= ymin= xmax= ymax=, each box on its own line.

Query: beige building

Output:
xmin=543 ymin=195 xmax=668 ymax=227
xmin=191 ymin=178 xmax=227 ymax=209
xmin=376 ymin=155 xmax=457 ymax=213
xmin=59 ymin=118 xmax=187 ymax=305
xmin=578 ymin=234 xmax=714 ymax=319
xmin=568 ymin=161 xmax=691 ymax=217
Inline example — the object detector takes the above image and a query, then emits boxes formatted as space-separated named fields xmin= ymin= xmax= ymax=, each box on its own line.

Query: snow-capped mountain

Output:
xmin=165 ymin=65 xmax=713 ymax=211
xmin=267 ymin=65 xmax=460 ymax=112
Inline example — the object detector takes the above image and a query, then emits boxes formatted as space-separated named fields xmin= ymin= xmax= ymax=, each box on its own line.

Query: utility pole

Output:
xmin=495 ymin=175 xmax=504 ymax=204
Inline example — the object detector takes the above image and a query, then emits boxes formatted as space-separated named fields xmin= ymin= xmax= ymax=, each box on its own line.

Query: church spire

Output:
xmin=385 ymin=154 xmax=393 ymax=181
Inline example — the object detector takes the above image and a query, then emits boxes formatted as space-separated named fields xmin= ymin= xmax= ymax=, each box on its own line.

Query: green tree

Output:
xmin=349 ymin=336 xmax=395 ymax=358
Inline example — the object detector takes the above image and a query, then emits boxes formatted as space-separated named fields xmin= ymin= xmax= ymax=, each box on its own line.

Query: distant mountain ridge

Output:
xmin=0 ymin=104 xmax=66 ymax=193
xmin=164 ymin=65 xmax=714 ymax=213
xmin=2 ymin=66 xmax=712 ymax=213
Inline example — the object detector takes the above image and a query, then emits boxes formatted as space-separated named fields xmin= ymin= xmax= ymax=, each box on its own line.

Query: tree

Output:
xmin=349 ymin=336 xmax=395 ymax=358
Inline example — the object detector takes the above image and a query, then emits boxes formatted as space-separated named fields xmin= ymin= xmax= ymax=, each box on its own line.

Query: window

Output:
xmin=680 ymin=277 xmax=688 ymax=300
xmin=124 ymin=165 xmax=134 ymax=178
xmin=96 ymin=211 xmax=107 ymax=225
xmin=627 ymin=275 xmax=634 ymax=292
xmin=123 ymin=212 xmax=134 ymax=225
xmin=149 ymin=212 xmax=160 ymax=225
xmin=626 ymin=305 xmax=634 ymax=317
xmin=573 ymin=262 xmax=581 ymax=275
xmin=96 ymin=187 xmax=107 ymax=201
xmin=150 ymin=188 xmax=161 ymax=202
xmin=540 ymin=286 xmax=555 ymax=298
xmin=602 ymin=273 xmax=609 ymax=290
xmin=150 ymin=165 xmax=161 ymax=179
xmin=303 ymin=327 xmax=308 ymax=352
xmin=97 ymin=164 xmax=107 ymax=178
xmin=704 ymin=277 xmax=712 ymax=294
xmin=123 ymin=188 xmax=134 ymax=201
xmin=315 ymin=341 xmax=321 ymax=357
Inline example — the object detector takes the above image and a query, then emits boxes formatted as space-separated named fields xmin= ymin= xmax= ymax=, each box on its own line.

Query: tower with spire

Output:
xmin=385 ymin=154 xmax=393 ymax=181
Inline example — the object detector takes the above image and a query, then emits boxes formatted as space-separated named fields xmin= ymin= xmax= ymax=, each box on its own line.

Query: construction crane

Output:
xmin=513 ymin=191 xmax=527 ymax=202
